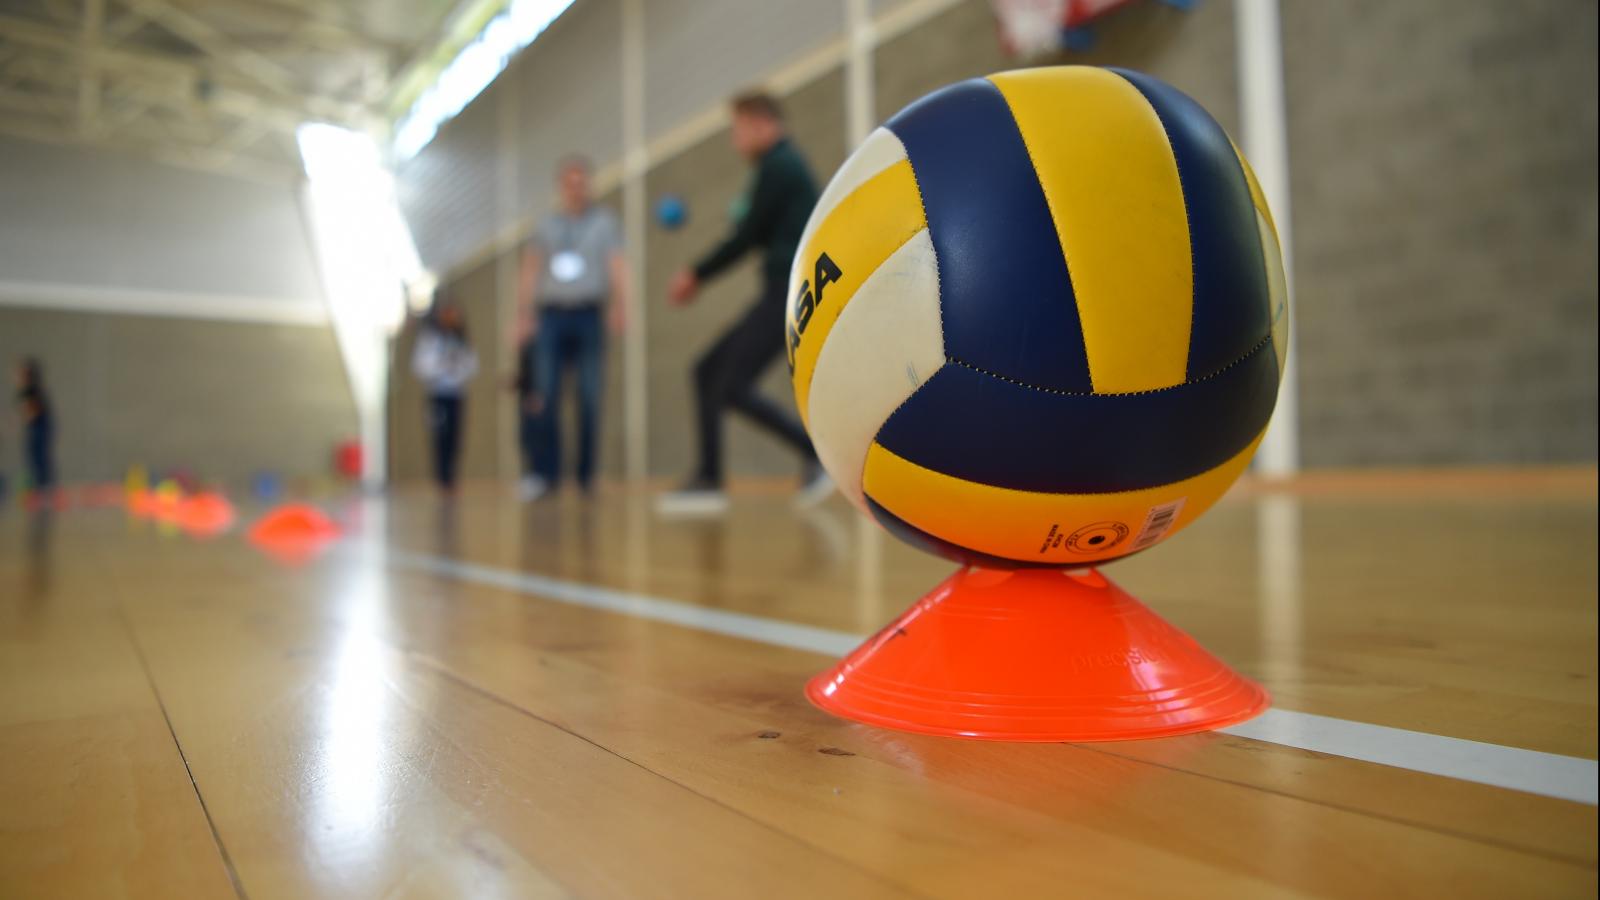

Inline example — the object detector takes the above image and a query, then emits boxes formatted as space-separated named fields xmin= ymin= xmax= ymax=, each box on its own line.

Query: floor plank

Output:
xmin=0 ymin=518 xmax=237 ymax=900
xmin=0 ymin=470 xmax=1594 ymax=899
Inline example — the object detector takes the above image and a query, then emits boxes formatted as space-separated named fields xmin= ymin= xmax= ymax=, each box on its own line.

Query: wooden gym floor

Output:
xmin=1 ymin=469 xmax=1595 ymax=898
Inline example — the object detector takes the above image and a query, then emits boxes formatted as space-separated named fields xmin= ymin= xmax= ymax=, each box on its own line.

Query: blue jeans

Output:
xmin=532 ymin=305 xmax=604 ymax=487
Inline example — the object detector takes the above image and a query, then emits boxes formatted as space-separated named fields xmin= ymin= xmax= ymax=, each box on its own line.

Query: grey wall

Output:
xmin=396 ymin=0 xmax=1599 ymax=481
xmin=875 ymin=0 xmax=1236 ymax=130
xmin=0 ymin=306 xmax=354 ymax=486
xmin=0 ymin=135 xmax=323 ymax=310
xmin=1283 ymin=0 xmax=1598 ymax=465
xmin=0 ymin=135 xmax=355 ymax=487
xmin=642 ymin=0 xmax=844 ymax=142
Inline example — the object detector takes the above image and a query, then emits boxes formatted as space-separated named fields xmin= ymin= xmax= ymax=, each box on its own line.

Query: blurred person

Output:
xmin=659 ymin=90 xmax=830 ymax=515
xmin=15 ymin=357 xmax=55 ymax=499
xmin=515 ymin=155 xmax=630 ymax=501
xmin=412 ymin=298 xmax=479 ymax=494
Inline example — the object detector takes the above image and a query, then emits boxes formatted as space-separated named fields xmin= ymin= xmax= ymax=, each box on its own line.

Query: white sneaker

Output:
xmin=654 ymin=479 xmax=729 ymax=517
xmin=518 ymin=475 xmax=550 ymax=502
xmin=794 ymin=461 xmax=834 ymax=508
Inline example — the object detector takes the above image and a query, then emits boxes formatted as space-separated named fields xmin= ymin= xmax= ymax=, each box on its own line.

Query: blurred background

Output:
xmin=0 ymin=0 xmax=1594 ymax=495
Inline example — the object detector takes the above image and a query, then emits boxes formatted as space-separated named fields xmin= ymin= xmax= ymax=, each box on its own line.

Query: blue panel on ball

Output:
xmin=875 ymin=339 xmax=1279 ymax=493
xmin=1110 ymin=68 xmax=1272 ymax=381
xmin=885 ymin=78 xmax=1093 ymax=394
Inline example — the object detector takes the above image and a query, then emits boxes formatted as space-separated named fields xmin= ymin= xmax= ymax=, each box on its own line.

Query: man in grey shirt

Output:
xmin=515 ymin=156 xmax=631 ymax=499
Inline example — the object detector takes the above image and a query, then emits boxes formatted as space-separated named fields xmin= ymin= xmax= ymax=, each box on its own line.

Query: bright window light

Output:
xmin=392 ymin=0 xmax=576 ymax=161
xmin=298 ymin=122 xmax=430 ymax=486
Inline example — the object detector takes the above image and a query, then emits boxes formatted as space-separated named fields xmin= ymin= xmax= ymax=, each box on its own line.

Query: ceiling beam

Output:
xmin=0 ymin=12 xmax=371 ymax=126
xmin=78 ymin=0 xmax=104 ymax=136
xmin=0 ymin=119 xmax=300 ymax=184
xmin=102 ymin=8 xmax=150 ymax=46
xmin=119 ymin=0 xmax=301 ymax=99
xmin=0 ymin=84 xmax=71 ymax=119
xmin=1 ymin=45 xmax=317 ymax=140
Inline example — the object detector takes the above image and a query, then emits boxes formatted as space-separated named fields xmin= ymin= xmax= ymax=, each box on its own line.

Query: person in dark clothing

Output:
xmin=512 ymin=335 xmax=544 ymax=497
xmin=660 ymin=90 xmax=832 ymax=515
xmin=411 ymin=300 xmax=479 ymax=493
xmin=15 ymin=358 xmax=55 ymax=497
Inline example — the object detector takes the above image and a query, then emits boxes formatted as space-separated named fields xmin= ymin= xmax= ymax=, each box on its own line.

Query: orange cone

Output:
xmin=177 ymin=492 xmax=235 ymax=537
xmin=807 ymin=567 xmax=1268 ymax=742
xmin=127 ymin=488 xmax=159 ymax=517
xmin=248 ymin=503 xmax=340 ymax=564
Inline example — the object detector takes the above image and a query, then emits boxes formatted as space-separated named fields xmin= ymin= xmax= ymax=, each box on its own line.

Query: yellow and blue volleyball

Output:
xmin=786 ymin=66 xmax=1289 ymax=568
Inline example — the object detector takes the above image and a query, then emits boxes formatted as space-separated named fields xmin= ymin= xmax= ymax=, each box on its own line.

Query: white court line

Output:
xmin=383 ymin=549 xmax=1598 ymax=807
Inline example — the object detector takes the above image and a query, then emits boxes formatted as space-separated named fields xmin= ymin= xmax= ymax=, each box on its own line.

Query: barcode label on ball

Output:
xmin=1132 ymin=499 xmax=1186 ymax=551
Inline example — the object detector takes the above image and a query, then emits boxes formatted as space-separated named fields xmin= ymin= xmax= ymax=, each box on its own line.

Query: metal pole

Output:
xmin=1236 ymin=0 xmax=1299 ymax=477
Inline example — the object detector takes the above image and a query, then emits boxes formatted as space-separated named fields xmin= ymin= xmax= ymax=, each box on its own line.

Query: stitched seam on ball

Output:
xmin=946 ymin=331 xmax=1273 ymax=398
xmin=801 ymin=225 xmax=930 ymax=433
xmin=895 ymin=149 xmax=943 ymax=358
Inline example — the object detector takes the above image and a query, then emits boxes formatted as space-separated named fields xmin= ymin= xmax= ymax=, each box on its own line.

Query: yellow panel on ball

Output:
xmin=860 ymin=429 xmax=1266 ymax=566
xmin=786 ymin=160 xmax=927 ymax=425
xmin=988 ymin=67 xmax=1193 ymax=394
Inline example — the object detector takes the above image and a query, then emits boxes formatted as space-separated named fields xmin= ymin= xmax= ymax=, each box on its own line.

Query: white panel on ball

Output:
xmin=805 ymin=228 xmax=945 ymax=513
xmin=791 ymin=127 xmax=909 ymax=281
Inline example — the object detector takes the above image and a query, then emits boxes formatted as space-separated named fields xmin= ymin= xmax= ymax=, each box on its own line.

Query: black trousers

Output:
xmin=427 ymin=395 xmax=464 ymax=489
xmin=693 ymin=279 xmax=814 ymax=484
xmin=26 ymin=421 xmax=54 ymax=490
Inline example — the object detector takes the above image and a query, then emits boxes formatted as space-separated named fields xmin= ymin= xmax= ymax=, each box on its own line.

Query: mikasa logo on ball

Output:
xmin=785 ymin=252 xmax=842 ymax=371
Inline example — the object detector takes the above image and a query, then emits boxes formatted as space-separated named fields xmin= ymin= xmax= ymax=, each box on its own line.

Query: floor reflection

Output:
xmin=1256 ymin=493 xmax=1305 ymax=686
xmin=22 ymin=507 xmax=55 ymax=614
xmin=307 ymin=556 xmax=404 ymax=878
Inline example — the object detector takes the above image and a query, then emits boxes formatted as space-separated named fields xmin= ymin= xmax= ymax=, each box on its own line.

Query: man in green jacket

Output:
xmin=661 ymin=90 xmax=831 ymax=514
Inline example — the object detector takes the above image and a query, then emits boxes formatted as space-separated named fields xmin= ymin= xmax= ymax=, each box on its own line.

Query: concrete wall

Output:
xmin=1283 ymin=0 xmax=1598 ymax=465
xmin=0 ymin=305 xmax=354 ymax=486
xmin=396 ymin=0 xmax=1599 ymax=481
xmin=0 ymin=135 xmax=355 ymax=487
xmin=0 ymin=135 xmax=323 ymax=317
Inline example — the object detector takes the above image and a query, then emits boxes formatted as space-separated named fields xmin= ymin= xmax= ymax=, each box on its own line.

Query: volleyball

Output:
xmin=787 ymin=66 xmax=1288 ymax=567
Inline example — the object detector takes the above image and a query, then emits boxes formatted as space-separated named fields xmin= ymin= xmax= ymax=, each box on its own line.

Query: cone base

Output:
xmin=807 ymin=567 xmax=1268 ymax=742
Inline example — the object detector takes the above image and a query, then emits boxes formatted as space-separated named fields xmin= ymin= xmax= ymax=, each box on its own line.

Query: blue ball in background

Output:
xmin=253 ymin=471 xmax=283 ymax=502
xmin=655 ymin=194 xmax=688 ymax=230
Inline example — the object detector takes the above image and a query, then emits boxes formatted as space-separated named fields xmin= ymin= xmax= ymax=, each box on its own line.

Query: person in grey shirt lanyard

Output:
xmin=515 ymin=155 xmax=631 ymax=501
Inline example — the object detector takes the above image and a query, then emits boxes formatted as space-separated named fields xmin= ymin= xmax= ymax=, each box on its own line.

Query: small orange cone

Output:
xmin=177 ymin=492 xmax=235 ymax=537
xmin=127 ymin=488 xmax=159 ymax=517
xmin=248 ymin=503 xmax=340 ymax=564
xmin=807 ymin=567 xmax=1268 ymax=742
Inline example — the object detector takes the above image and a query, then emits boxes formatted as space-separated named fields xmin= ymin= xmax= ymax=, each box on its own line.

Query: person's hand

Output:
xmin=669 ymin=269 xmax=699 ymax=306
xmin=524 ymin=393 xmax=545 ymax=415
xmin=608 ymin=301 xmax=628 ymax=335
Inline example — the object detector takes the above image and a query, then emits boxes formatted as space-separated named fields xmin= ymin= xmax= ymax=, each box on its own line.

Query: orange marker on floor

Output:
xmin=807 ymin=567 xmax=1268 ymax=742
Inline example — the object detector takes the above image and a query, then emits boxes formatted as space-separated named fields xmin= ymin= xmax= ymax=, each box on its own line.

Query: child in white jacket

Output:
xmin=412 ymin=300 xmax=478 ymax=492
